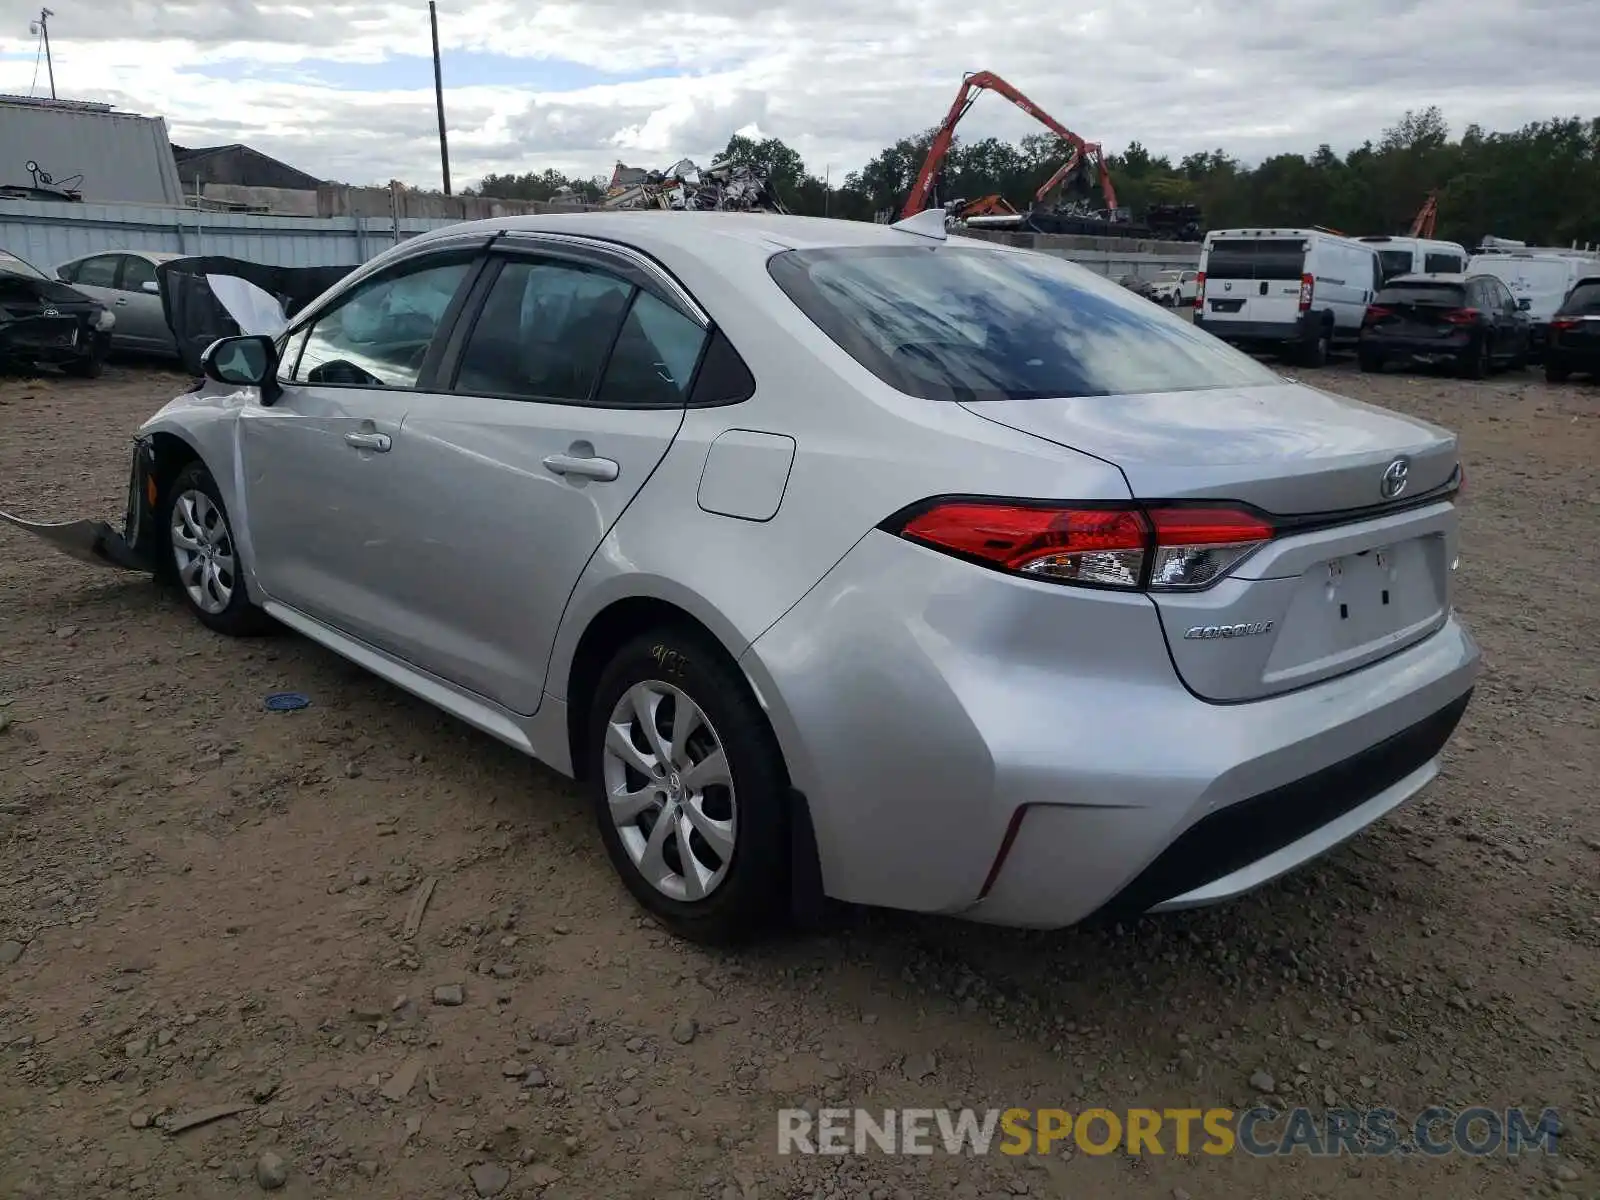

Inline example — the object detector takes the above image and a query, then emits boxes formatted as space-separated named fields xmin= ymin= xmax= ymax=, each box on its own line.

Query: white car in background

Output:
xmin=55 ymin=249 xmax=185 ymax=358
xmin=1149 ymin=269 xmax=1199 ymax=307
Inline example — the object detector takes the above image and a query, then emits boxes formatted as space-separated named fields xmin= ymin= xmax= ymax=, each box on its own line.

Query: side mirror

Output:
xmin=1516 ymin=298 xmax=1531 ymax=311
xmin=200 ymin=335 xmax=279 ymax=400
xmin=141 ymin=280 xmax=161 ymax=295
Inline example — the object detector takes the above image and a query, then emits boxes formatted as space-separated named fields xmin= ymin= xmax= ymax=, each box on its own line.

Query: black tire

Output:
xmin=63 ymin=346 xmax=104 ymax=379
xmin=1545 ymin=361 xmax=1571 ymax=384
xmin=1458 ymin=337 xmax=1489 ymax=380
xmin=161 ymin=461 xmax=276 ymax=636
xmin=1358 ymin=349 xmax=1384 ymax=374
xmin=587 ymin=628 xmax=790 ymax=944
xmin=1299 ymin=323 xmax=1330 ymax=368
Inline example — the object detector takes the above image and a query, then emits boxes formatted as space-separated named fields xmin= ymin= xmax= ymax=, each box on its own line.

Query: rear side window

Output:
xmin=1559 ymin=281 xmax=1600 ymax=314
xmin=1203 ymin=239 xmax=1306 ymax=281
xmin=75 ymin=255 xmax=121 ymax=288
xmin=767 ymin=245 xmax=1279 ymax=403
xmin=594 ymin=290 xmax=708 ymax=408
xmin=1424 ymin=252 xmax=1463 ymax=274
xmin=453 ymin=258 xmax=633 ymax=402
xmin=1376 ymin=282 xmax=1467 ymax=306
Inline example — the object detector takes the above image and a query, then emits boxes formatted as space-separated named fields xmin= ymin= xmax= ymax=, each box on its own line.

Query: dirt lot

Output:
xmin=1 ymin=360 xmax=1597 ymax=1200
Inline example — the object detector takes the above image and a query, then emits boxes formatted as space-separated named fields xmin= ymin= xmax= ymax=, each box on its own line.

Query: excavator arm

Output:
xmin=1407 ymin=192 xmax=1438 ymax=239
xmin=900 ymin=70 xmax=1119 ymax=219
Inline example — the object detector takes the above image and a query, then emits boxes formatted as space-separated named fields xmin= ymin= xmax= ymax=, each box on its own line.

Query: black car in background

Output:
xmin=1358 ymin=272 xmax=1532 ymax=378
xmin=1545 ymin=276 xmax=1600 ymax=383
xmin=0 ymin=247 xmax=115 ymax=377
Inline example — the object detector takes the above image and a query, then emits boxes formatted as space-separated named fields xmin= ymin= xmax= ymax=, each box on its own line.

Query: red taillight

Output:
xmin=1298 ymin=273 xmax=1314 ymax=312
xmin=1442 ymin=307 xmax=1480 ymax=325
xmin=891 ymin=500 xmax=1273 ymax=591
xmin=1364 ymin=304 xmax=1394 ymax=325
xmin=1193 ymin=271 xmax=1205 ymax=309
xmin=1550 ymin=317 xmax=1579 ymax=332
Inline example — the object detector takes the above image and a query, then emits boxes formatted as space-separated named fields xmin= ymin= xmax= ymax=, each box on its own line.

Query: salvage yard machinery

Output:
xmin=905 ymin=70 xmax=1200 ymax=241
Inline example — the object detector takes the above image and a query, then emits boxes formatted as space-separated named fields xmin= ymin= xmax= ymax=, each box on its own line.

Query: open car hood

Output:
xmin=156 ymin=256 xmax=354 ymax=376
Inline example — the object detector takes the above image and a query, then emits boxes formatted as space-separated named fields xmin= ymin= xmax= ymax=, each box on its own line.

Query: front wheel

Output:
xmin=587 ymin=629 xmax=790 ymax=944
xmin=1545 ymin=361 xmax=1571 ymax=383
xmin=63 ymin=344 xmax=104 ymax=379
xmin=162 ymin=461 xmax=276 ymax=636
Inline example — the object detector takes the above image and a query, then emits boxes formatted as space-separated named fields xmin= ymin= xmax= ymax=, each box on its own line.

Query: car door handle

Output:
xmin=115 ymin=297 xmax=128 ymax=306
xmin=343 ymin=432 xmax=392 ymax=453
xmin=542 ymin=453 xmax=619 ymax=482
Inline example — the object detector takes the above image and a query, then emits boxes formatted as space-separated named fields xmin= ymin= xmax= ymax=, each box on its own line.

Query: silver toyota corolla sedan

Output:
xmin=7 ymin=211 xmax=1480 ymax=943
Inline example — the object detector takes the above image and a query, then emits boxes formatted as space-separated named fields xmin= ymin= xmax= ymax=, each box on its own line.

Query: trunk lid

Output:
xmin=960 ymin=382 xmax=1461 ymax=701
xmin=1199 ymin=237 xmax=1305 ymax=326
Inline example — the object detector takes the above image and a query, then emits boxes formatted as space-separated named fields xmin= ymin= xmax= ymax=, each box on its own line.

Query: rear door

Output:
xmin=61 ymin=253 xmax=122 ymax=312
xmin=357 ymin=242 xmax=705 ymax=713
xmin=1200 ymin=237 xmax=1306 ymax=326
xmin=115 ymin=255 xmax=176 ymax=353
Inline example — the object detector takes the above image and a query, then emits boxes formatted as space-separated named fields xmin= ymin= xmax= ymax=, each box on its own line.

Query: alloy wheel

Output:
xmin=169 ymin=488 xmax=236 ymax=615
xmin=602 ymin=680 xmax=737 ymax=902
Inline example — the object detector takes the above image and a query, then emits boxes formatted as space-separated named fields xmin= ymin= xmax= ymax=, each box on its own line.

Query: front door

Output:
xmin=360 ymin=249 xmax=708 ymax=713
xmin=237 ymin=251 xmax=482 ymax=649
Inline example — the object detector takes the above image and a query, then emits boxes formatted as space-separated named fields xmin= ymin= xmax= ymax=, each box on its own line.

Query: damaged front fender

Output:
xmin=0 ymin=436 xmax=160 ymax=573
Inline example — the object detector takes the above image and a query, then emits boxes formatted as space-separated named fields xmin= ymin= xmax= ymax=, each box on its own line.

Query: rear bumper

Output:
xmin=1193 ymin=314 xmax=1307 ymax=348
xmin=1361 ymin=331 xmax=1473 ymax=360
xmin=742 ymin=531 xmax=1481 ymax=929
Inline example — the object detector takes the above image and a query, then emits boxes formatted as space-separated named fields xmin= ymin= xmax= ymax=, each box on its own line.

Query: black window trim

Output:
xmin=73 ymin=251 xmax=125 ymax=290
xmin=277 ymin=247 xmax=491 ymax=395
xmin=435 ymin=243 xmax=743 ymax=412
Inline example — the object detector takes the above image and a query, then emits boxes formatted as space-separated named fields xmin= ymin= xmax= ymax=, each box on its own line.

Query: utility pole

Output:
xmin=30 ymin=8 xmax=56 ymax=100
xmin=429 ymin=1 xmax=451 ymax=195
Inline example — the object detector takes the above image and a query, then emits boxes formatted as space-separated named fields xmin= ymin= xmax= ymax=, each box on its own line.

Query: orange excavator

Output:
xmin=900 ymin=70 xmax=1119 ymax=221
xmin=1407 ymin=192 xmax=1439 ymax=238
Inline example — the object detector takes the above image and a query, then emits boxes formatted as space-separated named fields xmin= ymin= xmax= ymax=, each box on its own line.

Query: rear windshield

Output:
xmin=767 ymin=245 xmax=1279 ymax=402
xmin=1423 ymin=252 xmax=1464 ymax=273
xmin=1202 ymin=238 xmax=1305 ymax=281
xmin=1376 ymin=250 xmax=1413 ymax=280
xmin=1376 ymin=282 xmax=1466 ymax=305
xmin=1558 ymin=281 xmax=1600 ymax=314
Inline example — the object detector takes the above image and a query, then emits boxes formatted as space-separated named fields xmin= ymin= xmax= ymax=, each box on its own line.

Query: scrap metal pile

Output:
xmin=604 ymin=157 xmax=788 ymax=213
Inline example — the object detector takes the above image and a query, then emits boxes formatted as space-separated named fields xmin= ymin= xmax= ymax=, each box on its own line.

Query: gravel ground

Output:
xmin=1 ymin=359 xmax=1597 ymax=1200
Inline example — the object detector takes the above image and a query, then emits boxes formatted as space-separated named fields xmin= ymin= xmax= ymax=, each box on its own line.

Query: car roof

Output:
xmin=408 ymin=211 xmax=942 ymax=263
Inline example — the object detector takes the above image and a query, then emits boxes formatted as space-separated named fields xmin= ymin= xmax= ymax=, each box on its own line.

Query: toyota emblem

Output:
xmin=1380 ymin=457 xmax=1410 ymax=500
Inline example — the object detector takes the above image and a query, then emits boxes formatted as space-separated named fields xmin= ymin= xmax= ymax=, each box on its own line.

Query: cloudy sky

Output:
xmin=2 ymin=0 xmax=1597 ymax=191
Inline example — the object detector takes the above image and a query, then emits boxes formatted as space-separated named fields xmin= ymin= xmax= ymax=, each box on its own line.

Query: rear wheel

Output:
xmin=1299 ymin=323 xmax=1330 ymax=368
xmin=1458 ymin=337 xmax=1490 ymax=380
xmin=163 ymin=461 xmax=276 ymax=636
xmin=1545 ymin=360 xmax=1571 ymax=383
xmin=1358 ymin=349 xmax=1384 ymax=374
xmin=587 ymin=629 xmax=790 ymax=944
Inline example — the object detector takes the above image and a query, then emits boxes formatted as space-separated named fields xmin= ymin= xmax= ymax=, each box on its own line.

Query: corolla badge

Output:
xmin=1183 ymin=621 xmax=1274 ymax=640
xmin=1380 ymin=457 xmax=1410 ymax=500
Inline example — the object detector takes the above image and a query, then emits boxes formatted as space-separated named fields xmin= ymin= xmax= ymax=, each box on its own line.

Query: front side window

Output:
xmin=453 ymin=258 xmax=634 ymax=402
xmin=768 ymin=244 xmax=1280 ymax=403
xmin=294 ymin=258 xmax=473 ymax=388
xmin=75 ymin=255 xmax=121 ymax=288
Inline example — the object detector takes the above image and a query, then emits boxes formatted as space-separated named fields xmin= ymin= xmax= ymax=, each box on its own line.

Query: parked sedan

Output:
xmin=0 ymin=247 xmax=115 ymax=376
xmin=2 ymin=212 xmax=1479 ymax=943
xmin=56 ymin=249 xmax=185 ymax=358
xmin=1358 ymin=272 xmax=1531 ymax=377
xmin=1544 ymin=275 xmax=1600 ymax=383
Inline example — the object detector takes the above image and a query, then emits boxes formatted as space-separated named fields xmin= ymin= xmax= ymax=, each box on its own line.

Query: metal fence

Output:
xmin=2 ymin=197 xmax=1206 ymax=282
xmin=1 ymin=197 xmax=458 ymax=271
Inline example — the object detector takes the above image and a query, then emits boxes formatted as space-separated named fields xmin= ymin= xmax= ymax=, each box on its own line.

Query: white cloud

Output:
xmin=0 ymin=0 xmax=1596 ymax=189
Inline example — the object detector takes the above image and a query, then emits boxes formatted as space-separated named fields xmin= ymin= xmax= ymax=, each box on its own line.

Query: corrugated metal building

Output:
xmin=0 ymin=95 xmax=184 ymax=206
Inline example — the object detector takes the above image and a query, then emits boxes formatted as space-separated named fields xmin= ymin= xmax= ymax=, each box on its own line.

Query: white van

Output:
xmin=1466 ymin=251 xmax=1600 ymax=355
xmin=1194 ymin=228 xmax=1382 ymax=366
xmin=1358 ymin=235 xmax=1470 ymax=283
